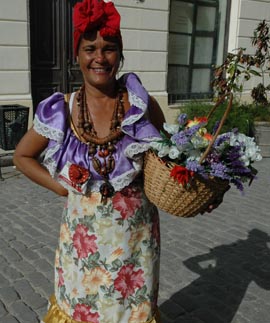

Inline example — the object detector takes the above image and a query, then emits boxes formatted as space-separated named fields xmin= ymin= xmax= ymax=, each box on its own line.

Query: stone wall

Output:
xmin=0 ymin=0 xmax=32 ymax=127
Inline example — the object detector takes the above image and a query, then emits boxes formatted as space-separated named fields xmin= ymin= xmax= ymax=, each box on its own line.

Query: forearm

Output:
xmin=13 ymin=155 xmax=68 ymax=196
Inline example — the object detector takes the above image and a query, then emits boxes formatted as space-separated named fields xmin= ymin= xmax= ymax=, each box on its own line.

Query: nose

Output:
xmin=94 ymin=49 xmax=106 ymax=63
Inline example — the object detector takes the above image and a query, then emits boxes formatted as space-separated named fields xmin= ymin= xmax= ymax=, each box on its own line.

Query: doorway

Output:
xmin=29 ymin=0 xmax=83 ymax=111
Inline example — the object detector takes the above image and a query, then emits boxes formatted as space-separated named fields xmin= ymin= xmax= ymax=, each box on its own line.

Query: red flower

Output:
xmin=73 ymin=224 xmax=97 ymax=259
xmin=73 ymin=303 xmax=99 ymax=323
xmin=112 ymin=187 xmax=142 ymax=220
xmin=68 ymin=164 xmax=90 ymax=185
xmin=187 ymin=116 xmax=208 ymax=127
xmin=170 ymin=165 xmax=194 ymax=186
xmin=114 ymin=264 xmax=145 ymax=299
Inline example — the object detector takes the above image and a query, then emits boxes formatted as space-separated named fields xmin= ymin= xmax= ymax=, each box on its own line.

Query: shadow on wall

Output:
xmin=159 ymin=229 xmax=270 ymax=323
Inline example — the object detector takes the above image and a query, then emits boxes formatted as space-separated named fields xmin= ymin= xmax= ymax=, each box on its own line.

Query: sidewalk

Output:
xmin=0 ymin=158 xmax=269 ymax=323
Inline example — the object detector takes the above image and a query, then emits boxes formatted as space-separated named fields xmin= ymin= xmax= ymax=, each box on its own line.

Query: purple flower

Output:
xmin=227 ymin=146 xmax=243 ymax=160
xmin=210 ymin=162 xmax=230 ymax=180
xmin=185 ymin=124 xmax=201 ymax=136
xmin=186 ymin=160 xmax=205 ymax=174
xmin=205 ymin=151 xmax=222 ymax=164
xmin=172 ymin=131 xmax=189 ymax=146
xmin=214 ymin=132 xmax=231 ymax=147
xmin=177 ymin=113 xmax=188 ymax=125
xmin=231 ymin=178 xmax=244 ymax=192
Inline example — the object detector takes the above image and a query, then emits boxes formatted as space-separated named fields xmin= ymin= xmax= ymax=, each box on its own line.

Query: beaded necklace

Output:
xmin=76 ymin=84 xmax=125 ymax=203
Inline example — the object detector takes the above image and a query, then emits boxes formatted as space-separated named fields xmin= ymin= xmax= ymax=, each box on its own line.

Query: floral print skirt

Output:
xmin=42 ymin=183 xmax=160 ymax=323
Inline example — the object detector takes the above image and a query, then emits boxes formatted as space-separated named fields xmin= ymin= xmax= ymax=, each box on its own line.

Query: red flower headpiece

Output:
xmin=73 ymin=0 xmax=122 ymax=56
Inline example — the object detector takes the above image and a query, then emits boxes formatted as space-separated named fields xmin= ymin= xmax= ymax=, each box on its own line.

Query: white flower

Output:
xmin=157 ymin=146 xmax=171 ymax=158
xmin=187 ymin=150 xmax=202 ymax=160
xmin=163 ymin=123 xmax=179 ymax=135
xmin=169 ymin=146 xmax=180 ymax=159
xmin=191 ymin=133 xmax=209 ymax=149
xmin=150 ymin=141 xmax=171 ymax=157
xmin=230 ymin=133 xmax=262 ymax=165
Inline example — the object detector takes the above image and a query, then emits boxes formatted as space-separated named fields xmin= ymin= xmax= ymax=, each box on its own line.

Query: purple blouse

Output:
xmin=33 ymin=73 xmax=161 ymax=193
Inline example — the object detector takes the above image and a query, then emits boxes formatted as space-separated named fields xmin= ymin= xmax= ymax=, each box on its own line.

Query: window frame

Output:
xmin=167 ymin=0 xmax=229 ymax=103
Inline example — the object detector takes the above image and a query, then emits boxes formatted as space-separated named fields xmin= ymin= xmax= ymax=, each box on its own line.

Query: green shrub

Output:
xmin=249 ymin=104 xmax=270 ymax=122
xmin=178 ymin=100 xmax=255 ymax=136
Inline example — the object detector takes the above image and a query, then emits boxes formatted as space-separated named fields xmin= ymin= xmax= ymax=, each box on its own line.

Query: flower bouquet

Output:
xmin=144 ymin=95 xmax=262 ymax=217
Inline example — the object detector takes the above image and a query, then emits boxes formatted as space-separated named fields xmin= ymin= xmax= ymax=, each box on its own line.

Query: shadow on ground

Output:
xmin=159 ymin=229 xmax=270 ymax=323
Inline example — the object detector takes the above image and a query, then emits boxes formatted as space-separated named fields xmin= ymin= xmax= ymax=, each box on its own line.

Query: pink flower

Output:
xmin=73 ymin=303 xmax=99 ymax=323
xmin=151 ymin=211 xmax=160 ymax=245
xmin=58 ymin=268 xmax=64 ymax=287
xmin=73 ymin=224 xmax=97 ymax=259
xmin=112 ymin=187 xmax=142 ymax=219
xmin=114 ymin=264 xmax=144 ymax=298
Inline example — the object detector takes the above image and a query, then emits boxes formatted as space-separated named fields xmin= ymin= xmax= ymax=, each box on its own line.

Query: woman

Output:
xmin=14 ymin=1 xmax=165 ymax=322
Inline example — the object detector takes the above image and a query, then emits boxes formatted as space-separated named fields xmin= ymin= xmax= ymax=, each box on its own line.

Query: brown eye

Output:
xmin=84 ymin=46 xmax=95 ymax=53
xmin=104 ymin=46 xmax=118 ymax=53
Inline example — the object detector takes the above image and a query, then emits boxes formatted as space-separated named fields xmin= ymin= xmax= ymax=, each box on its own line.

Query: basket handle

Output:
xmin=199 ymin=92 xmax=233 ymax=164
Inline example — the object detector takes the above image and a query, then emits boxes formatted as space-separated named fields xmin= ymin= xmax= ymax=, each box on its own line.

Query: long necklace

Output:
xmin=77 ymin=84 xmax=125 ymax=203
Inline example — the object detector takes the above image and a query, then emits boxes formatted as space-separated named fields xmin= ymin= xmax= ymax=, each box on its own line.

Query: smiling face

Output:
xmin=77 ymin=30 xmax=122 ymax=91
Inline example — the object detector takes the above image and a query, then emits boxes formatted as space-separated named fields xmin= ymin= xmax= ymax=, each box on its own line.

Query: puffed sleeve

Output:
xmin=120 ymin=73 xmax=162 ymax=159
xmin=33 ymin=92 xmax=69 ymax=176
xmin=33 ymin=92 xmax=67 ymax=142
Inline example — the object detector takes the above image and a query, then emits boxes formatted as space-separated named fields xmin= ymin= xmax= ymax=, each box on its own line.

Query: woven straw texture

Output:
xmin=143 ymin=151 xmax=229 ymax=217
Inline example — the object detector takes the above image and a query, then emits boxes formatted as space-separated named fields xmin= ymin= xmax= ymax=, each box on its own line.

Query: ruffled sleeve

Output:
xmin=33 ymin=92 xmax=67 ymax=141
xmin=33 ymin=92 xmax=69 ymax=176
xmin=119 ymin=73 xmax=162 ymax=159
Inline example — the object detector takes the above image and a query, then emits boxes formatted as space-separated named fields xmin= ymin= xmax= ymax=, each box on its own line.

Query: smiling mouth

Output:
xmin=89 ymin=67 xmax=112 ymax=73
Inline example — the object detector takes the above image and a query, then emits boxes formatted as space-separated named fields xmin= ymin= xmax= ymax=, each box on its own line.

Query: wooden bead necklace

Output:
xmin=76 ymin=84 xmax=125 ymax=203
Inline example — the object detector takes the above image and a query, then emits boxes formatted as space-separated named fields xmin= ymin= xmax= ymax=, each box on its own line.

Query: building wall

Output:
xmin=114 ymin=0 xmax=170 ymax=117
xmin=0 ymin=0 xmax=170 ymax=124
xmin=2 ymin=0 xmax=268 ymax=126
xmin=228 ymin=0 xmax=270 ymax=101
xmin=0 ymin=0 xmax=32 ymax=123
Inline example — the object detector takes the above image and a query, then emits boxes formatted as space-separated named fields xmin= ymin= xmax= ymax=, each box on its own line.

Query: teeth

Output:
xmin=93 ymin=68 xmax=108 ymax=72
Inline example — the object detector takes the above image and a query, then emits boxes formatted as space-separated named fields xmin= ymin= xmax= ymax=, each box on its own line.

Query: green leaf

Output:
xmin=249 ymin=69 xmax=262 ymax=76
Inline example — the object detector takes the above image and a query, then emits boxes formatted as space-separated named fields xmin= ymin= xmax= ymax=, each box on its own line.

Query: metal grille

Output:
xmin=0 ymin=105 xmax=29 ymax=151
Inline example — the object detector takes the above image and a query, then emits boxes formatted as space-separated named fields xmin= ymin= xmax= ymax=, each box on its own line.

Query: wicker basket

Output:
xmin=143 ymin=93 xmax=233 ymax=218
xmin=144 ymin=150 xmax=229 ymax=217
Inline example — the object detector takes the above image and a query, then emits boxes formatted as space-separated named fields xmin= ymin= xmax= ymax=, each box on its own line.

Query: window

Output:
xmin=167 ymin=0 xmax=230 ymax=103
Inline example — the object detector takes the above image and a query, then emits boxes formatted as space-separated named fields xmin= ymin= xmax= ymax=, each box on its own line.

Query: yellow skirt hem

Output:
xmin=42 ymin=295 xmax=161 ymax=323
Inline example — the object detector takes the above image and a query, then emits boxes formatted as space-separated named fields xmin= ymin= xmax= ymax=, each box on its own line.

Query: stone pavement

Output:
xmin=0 ymin=158 xmax=269 ymax=323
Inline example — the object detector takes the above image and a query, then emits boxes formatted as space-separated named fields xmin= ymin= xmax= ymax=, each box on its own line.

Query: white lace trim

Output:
xmin=42 ymin=144 xmax=61 ymax=177
xmin=124 ymin=143 xmax=149 ymax=159
xmin=93 ymin=167 xmax=141 ymax=192
xmin=56 ymin=167 xmax=142 ymax=194
xmin=33 ymin=115 xmax=65 ymax=143
xmin=124 ymin=138 xmax=160 ymax=159
xmin=122 ymin=91 xmax=147 ymax=127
